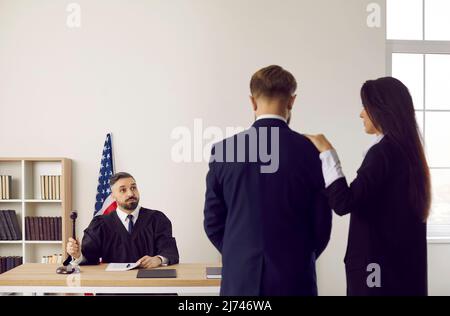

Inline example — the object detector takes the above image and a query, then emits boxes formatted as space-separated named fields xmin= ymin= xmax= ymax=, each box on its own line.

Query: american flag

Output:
xmin=94 ymin=133 xmax=117 ymax=216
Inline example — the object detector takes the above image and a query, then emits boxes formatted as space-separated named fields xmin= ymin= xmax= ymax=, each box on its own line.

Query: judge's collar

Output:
xmin=116 ymin=205 xmax=141 ymax=221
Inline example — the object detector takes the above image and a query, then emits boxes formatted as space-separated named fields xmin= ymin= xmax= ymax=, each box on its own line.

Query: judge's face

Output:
xmin=112 ymin=177 xmax=140 ymax=212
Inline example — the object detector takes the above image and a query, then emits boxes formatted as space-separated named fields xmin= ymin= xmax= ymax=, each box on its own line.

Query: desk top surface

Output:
xmin=0 ymin=263 xmax=221 ymax=287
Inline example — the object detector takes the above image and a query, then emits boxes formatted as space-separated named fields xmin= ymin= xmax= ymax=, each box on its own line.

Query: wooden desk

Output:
xmin=0 ymin=263 xmax=221 ymax=295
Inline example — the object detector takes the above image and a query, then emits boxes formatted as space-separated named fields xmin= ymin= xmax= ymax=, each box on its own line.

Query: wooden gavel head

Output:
xmin=70 ymin=211 xmax=78 ymax=221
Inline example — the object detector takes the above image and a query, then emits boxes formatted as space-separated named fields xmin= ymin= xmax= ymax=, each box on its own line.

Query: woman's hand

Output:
xmin=304 ymin=134 xmax=334 ymax=153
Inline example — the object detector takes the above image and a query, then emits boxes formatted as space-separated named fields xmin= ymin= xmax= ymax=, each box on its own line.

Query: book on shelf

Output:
xmin=44 ymin=175 xmax=49 ymax=199
xmin=0 ymin=210 xmax=21 ymax=240
xmin=50 ymin=176 xmax=54 ymax=200
xmin=38 ymin=216 xmax=42 ymax=240
xmin=6 ymin=210 xmax=21 ymax=240
xmin=54 ymin=176 xmax=57 ymax=199
xmin=2 ymin=211 xmax=13 ymax=240
xmin=43 ymin=217 xmax=48 ymax=241
xmin=7 ymin=176 xmax=11 ymax=199
xmin=24 ymin=216 xmax=62 ymax=240
xmin=25 ymin=215 xmax=30 ymax=240
xmin=50 ymin=176 xmax=53 ymax=199
xmin=49 ymin=216 xmax=54 ymax=240
xmin=37 ymin=216 xmax=42 ymax=240
xmin=40 ymin=176 xmax=44 ymax=200
xmin=29 ymin=217 xmax=35 ymax=240
xmin=56 ymin=176 xmax=60 ymax=200
xmin=1 ymin=176 xmax=4 ymax=199
xmin=47 ymin=176 xmax=51 ymax=200
xmin=0 ymin=256 xmax=22 ymax=274
xmin=0 ymin=175 xmax=12 ymax=200
xmin=40 ymin=175 xmax=61 ymax=200
xmin=0 ymin=211 xmax=8 ymax=240
xmin=59 ymin=217 xmax=62 ymax=239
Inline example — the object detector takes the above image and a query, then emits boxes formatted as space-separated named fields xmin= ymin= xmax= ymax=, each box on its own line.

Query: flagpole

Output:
xmin=109 ymin=132 xmax=116 ymax=174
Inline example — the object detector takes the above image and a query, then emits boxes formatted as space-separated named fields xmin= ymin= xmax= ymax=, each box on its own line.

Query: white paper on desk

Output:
xmin=105 ymin=262 xmax=140 ymax=271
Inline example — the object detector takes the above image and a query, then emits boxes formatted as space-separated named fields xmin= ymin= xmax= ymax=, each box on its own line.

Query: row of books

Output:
xmin=40 ymin=175 xmax=62 ymax=200
xmin=0 ymin=175 xmax=12 ymax=200
xmin=41 ymin=254 xmax=63 ymax=264
xmin=0 ymin=210 xmax=21 ymax=240
xmin=0 ymin=256 xmax=22 ymax=274
xmin=25 ymin=216 xmax=62 ymax=241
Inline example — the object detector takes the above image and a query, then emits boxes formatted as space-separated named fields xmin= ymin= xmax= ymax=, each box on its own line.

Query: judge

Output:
xmin=67 ymin=172 xmax=179 ymax=268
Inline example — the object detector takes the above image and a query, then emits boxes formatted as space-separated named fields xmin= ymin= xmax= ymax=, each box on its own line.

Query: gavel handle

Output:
xmin=62 ymin=216 xmax=77 ymax=267
xmin=72 ymin=220 xmax=76 ymax=239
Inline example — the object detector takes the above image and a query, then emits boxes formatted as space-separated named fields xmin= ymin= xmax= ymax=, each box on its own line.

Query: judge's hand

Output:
xmin=304 ymin=134 xmax=334 ymax=153
xmin=136 ymin=256 xmax=162 ymax=269
xmin=67 ymin=237 xmax=81 ymax=259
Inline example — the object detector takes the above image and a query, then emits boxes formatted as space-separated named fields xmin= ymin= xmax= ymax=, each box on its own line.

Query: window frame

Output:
xmin=386 ymin=2 xmax=450 ymax=243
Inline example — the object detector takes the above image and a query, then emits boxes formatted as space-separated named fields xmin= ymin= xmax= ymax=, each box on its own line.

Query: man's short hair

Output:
xmin=250 ymin=65 xmax=297 ymax=102
xmin=109 ymin=172 xmax=135 ymax=187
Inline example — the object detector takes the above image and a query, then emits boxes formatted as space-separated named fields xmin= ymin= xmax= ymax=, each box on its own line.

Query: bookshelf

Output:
xmin=0 ymin=158 xmax=72 ymax=264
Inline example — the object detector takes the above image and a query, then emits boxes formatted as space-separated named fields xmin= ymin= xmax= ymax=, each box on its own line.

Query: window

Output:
xmin=387 ymin=0 xmax=450 ymax=240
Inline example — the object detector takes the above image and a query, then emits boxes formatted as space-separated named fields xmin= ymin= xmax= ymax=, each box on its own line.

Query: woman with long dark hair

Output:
xmin=307 ymin=77 xmax=431 ymax=296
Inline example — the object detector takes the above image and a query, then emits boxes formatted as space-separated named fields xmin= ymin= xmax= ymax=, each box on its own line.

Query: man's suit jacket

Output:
xmin=204 ymin=118 xmax=332 ymax=296
xmin=326 ymin=136 xmax=428 ymax=296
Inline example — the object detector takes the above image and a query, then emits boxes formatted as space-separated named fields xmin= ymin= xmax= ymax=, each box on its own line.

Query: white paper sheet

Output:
xmin=105 ymin=262 xmax=140 ymax=271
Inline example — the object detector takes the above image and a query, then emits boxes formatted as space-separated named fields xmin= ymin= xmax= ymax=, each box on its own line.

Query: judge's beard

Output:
xmin=119 ymin=198 xmax=139 ymax=211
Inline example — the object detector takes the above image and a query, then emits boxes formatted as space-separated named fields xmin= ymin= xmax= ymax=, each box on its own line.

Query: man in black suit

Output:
xmin=203 ymin=65 xmax=332 ymax=296
xmin=67 ymin=172 xmax=179 ymax=268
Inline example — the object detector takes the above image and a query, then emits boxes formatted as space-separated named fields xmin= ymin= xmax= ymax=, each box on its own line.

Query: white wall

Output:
xmin=2 ymin=0 xmax=445 ymax=296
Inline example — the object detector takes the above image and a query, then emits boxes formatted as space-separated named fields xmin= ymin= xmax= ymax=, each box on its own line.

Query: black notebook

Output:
xmin=137 ymin=269 xmax=177 ymax=278
xmin=206 ymin=267 xmax=222 ymax=279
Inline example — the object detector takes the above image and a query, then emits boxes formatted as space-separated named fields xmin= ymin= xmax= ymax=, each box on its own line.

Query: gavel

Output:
xmin=70 ymin=211 xmax=77 ymax=239
xmin=56 ymin=211 xmax=78 ymax=274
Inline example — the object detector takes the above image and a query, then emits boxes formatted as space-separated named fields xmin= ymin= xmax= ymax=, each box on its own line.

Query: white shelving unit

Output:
xmin=0 ymin=158 xmax=72 ymax=263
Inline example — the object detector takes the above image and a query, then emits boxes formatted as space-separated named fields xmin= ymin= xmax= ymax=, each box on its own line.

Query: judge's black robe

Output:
xmin=79 ymin=207 xmax=179 ymax=265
